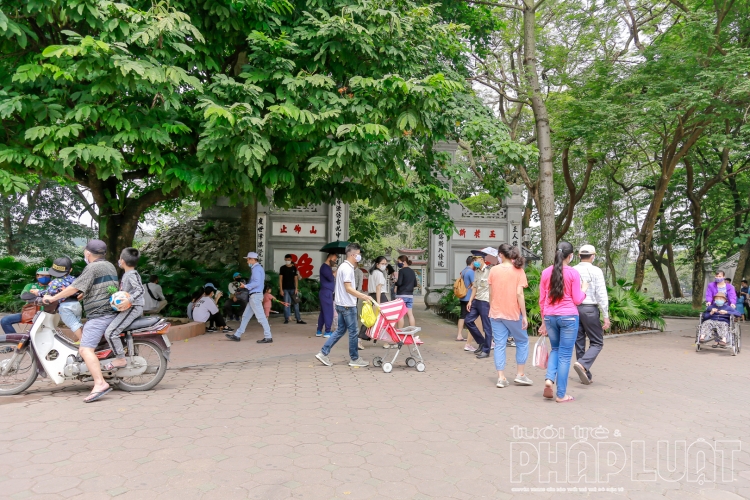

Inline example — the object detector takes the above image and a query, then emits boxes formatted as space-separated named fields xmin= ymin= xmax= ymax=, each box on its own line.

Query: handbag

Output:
xmin=532 ymin=336 xmax=549 ymax=369
xmin=21 ymin=303 xmax=39 ymax=323
xmin=291 ymin=291 xmax=301 ymax=304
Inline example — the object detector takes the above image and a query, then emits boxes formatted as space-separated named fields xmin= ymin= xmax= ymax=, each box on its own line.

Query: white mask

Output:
xmin=285 ymin=260 xmax=292 ymax=265
xmin=355 ymin=254 xmax=362 ymax=263
xmin=379 ymin=264 xmax=386 ymax=271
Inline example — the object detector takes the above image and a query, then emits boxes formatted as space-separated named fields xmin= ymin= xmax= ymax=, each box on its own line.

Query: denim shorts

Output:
xmin=397 ymin=296 xmax=414 ymax=309
xmin=58 ymin=301 xmax=83 ymax=332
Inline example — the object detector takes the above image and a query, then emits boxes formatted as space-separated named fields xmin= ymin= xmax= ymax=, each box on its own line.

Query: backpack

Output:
xmin=453 ymin=270 xmax=468 ymax=299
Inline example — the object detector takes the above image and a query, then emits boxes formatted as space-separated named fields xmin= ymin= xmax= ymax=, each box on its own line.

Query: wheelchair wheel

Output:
xmin=696 ymin=343 xmax=701 ymax=352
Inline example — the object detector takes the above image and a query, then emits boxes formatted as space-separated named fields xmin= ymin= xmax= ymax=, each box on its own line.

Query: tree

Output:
xmin=0 ymin=178 xmax=93 ymax=257
xmin=1 ymin=0 xmax=507 ymax=262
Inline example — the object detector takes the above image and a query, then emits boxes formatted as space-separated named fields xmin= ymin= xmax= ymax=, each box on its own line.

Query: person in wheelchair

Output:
xmin=699 ymin=291 xmax=741 ymax=346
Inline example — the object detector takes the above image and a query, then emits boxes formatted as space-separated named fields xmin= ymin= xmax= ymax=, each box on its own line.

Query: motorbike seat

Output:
xmin=123 ymin=316 xmax=161 ymax=332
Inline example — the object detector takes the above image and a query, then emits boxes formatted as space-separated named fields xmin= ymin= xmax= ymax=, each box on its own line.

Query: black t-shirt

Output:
xmin=395 ymin=267 xmax=417 ymax=295
xmin=279 ymin=265 xmax=298 ymax=290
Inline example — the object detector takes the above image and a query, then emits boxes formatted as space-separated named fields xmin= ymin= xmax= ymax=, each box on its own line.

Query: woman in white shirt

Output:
xmin=367 ymin=256 xmax=390 ymax=304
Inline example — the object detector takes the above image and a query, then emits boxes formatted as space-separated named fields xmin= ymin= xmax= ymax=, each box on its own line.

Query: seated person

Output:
xmin=699 ymin=291 xmax=741 ymax=346
xmin=192 ymin=283 xmax=233 ymax=333
xmin=187 ymin=289 xmax=204 ymax=321
xmin=705 ymin=270 xmax=736 ymax=308
xmin=223 ymin=273 xmax=249 ymax=321
xmin=1 ymin=267 xmax=51 ymax=334
xmin=144 ymin=275 xmax=168 ymax=314
xmin=36 ymin=257 xmax=83 ymax=341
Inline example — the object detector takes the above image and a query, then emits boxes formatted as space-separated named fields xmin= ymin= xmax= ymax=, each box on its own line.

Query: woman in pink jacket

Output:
xmin=539 ymin=241 xmax=589 ymax=403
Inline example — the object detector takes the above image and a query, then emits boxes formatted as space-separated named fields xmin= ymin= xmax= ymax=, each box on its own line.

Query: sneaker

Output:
xmin=514 ymin=375 xmax=533 ymax=386
xmin=297 ymin=320 xmax=307 ymax=325
xmin=496 ymin=378 xmax=510 ymax=388
xmin=323 ymin=332 xmax=332 ymax=338
xmin=507 ymin=338 xmax=516 ymax=347
xmin=348 ymin=358 xmax=369 ymax=367
xmin=284 ymin=320 xmax=289 ymax=324
xmin=316 ymin=330 xmax=323 ymax=337
xmin=225 ymin=333 xmax=240 ymax=342
xmin=491 ymin=341 xmax=495 ymax=350
xmin=206 ymin=327 xmax=217 ymax=333
xmin=256 ymin=338 xmax=273 ymax=344
xmin=315 ymin=352 xmax=332 ymax=366
xmin=222 ymin=326 xmax=234 ymax=332
xmin=463 ymin=345 xmax=476 ymax=352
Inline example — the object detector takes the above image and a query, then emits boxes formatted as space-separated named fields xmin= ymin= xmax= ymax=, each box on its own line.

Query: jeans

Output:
xmin=544 ymin=315 xmax=580 ymax=399
xmin=321 ymin=305 xmax=359 ymax=361
xmin=317 ymin=289 xmax=334 ymax=333
xmin=465 ymin=300 xmax=492 ymax=353
xmin=236 ymin=293 xmax=272 ymax=339
xmin=1 ymin=313 xmax=22 ymax=334
xmin=283 ymin=289 xmax=301 ymax=321
xmin=58 ymin=301 xmax=83 ymax=332
xmin=490 ymin=318 xmax=529 ymax=371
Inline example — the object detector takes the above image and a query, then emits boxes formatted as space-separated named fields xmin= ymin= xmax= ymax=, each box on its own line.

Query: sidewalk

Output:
xmin=1 ymin=306 xmax=749 ymax=499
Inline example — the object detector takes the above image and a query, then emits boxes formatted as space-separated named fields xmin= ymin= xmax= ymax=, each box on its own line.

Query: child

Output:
xmin=39 ymin=256 xmax=83 ymax=341
xmin=103 ymin=248 xmax=145 ymax=370
xmin=263 ymin=285 xmax=289 ymax=319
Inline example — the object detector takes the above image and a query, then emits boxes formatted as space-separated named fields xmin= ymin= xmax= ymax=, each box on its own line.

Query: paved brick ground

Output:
xmin=1 ymin=308 xmax=749 ymax=499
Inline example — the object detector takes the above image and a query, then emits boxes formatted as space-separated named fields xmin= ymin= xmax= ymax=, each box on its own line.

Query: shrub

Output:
xmin=657 ymin=297 xmax=693 ymax=304
xmin=658 ymin=303 xmax=702 ymax=317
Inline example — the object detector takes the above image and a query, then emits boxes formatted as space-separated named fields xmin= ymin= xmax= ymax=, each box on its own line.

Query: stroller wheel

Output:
xmin=373 ymin=356 xmax=383 ymax=367
xmin=416 ymin=362 xmax=425 ymax=372
xmin=382 ymin=362 xmax=393 ymax=373
xmin=406 ymin=357 xmax=416 ymax=367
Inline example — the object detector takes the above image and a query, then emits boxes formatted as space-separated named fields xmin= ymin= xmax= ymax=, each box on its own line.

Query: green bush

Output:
xmin=658 ymin=303 xmax=702 ymax=317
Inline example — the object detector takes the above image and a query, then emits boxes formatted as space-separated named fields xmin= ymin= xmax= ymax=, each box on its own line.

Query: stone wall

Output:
xmin=140 ymin=219 xmax=240 ymax=266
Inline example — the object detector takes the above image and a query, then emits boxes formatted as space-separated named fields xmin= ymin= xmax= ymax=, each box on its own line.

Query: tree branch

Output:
xmin=464 ymin=0 xmax=523 ymax=10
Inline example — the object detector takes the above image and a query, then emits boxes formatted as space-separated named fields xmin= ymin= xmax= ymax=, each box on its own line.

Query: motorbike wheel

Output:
xmin=115 ymin=340 xmax=167 ymax=392
xmin=0 ymin=342 xmax=38 ymax=396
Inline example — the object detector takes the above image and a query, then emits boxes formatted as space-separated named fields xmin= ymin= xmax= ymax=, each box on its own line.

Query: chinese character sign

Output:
xmin=511 ymin=224 xmax=520 ymax=247
xmin=272 ymin=222 xmax=327 ymax=237
xmin=273 ymin=250 xmax=322 ymax=279
xmin=454 ymin=227 xmax=505 ymax=241
xmin=334 ymin=199 xmax=343 ymax=239
xmin=256 ymin=213 xmax=266 ymax=265
xmin=436 ymin=233 xmax=446 ymax=269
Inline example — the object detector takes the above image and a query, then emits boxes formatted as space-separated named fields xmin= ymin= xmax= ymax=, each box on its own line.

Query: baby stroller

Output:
xmin=367 ymin=299 xmax=425 ymax=373
xmin=695 ymin=312 xmax=741 ymax=356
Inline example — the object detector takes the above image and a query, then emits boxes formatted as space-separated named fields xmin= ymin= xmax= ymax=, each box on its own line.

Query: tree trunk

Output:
xmin=733 ymin=238 xmax=750 ymax=285
xmin=648 ymin=251 xmax=672 ymax=299
xmin=238 ymin=198 xmax=257 ymax=272
xmin=522 ymin=2 xmax=555 ymax=266
xmin=691 ymin=228 xmax=708 ymax=309
xmin=665 ymin=243 xmax=683 ymax=297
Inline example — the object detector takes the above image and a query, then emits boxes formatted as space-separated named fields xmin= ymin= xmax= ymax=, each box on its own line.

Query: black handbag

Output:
xmin=291 ymin=291 xmax=301 ymax=304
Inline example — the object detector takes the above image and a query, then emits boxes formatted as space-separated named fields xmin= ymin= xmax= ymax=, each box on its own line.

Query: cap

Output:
xmin=232 ymin=272 xmax=241 ymax=278
xmin=49 ymin=257 xmax=73 ymax=277
xmin=85 ymin=239 xmax=107 ymax=254
xmin=579 ymin=244 xmax=596 ymax=255
xmin=204 ymin=282 xmax=217 ymax=291
xmin=715 ymin=291 xmax=727 ymax=298
xmin=246 ymin=252 xmax=259 ymax=259
xmin=36 ymin=267 xmax=51 ymax=276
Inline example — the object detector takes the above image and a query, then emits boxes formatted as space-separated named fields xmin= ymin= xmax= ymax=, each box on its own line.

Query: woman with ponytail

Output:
xmin=487 ymin=244 xmax=532 ymax=388
xmin=538 ymin=241 xmax=588 ymax=403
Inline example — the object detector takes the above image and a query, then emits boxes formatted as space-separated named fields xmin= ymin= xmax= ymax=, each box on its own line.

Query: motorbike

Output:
xmin=0 ymin=298 xmax=171 ymax=396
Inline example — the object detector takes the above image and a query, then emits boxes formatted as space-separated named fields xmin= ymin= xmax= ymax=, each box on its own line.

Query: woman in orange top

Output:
xmin=487 ymin=244 xmax=531 ymax=388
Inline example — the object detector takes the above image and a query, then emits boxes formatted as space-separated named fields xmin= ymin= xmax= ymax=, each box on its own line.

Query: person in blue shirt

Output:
xmin=317 ymin=252 xmax=338 ymax=338
xmin=457 ymin=255 xmax=475 ymax=347
xmin=226 ymin=252 xmax=273 ymax=343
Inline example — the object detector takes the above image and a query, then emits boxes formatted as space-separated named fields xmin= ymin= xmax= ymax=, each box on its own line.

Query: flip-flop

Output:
xmin=556 ymin=396 xmax=575 ymax=403
xmin=543 ymin=385 xmax=554 ymax=399
xmin=455 ymin=338 xmax=466 ymax=342
xmin=84 ymin=387 xmax=112 ymax=403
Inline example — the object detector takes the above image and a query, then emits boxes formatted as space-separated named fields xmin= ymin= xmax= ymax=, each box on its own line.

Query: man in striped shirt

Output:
xmin=572 ymin=245 xmax=610 ymax=385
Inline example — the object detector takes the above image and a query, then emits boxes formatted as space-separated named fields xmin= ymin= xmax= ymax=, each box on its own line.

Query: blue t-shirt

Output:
xmin=460 ymin=267 xmax=475 ymax=302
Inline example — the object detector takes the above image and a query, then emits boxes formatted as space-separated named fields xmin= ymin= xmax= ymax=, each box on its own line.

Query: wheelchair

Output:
xmin=696 ymin=312 xmax=741 ymax=356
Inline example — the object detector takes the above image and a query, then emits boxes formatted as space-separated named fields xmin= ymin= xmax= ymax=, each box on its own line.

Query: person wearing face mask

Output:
xmin=394 ymin=255 xmax=417 ymax=329
xmin=698 ymin=291 xmax=740 ymax=346
xmin=317 ymin=253 xmax=338 ymax=338
xmin=367 ymin=256 xmax=390 ymax=304
xmin=315 ymin=243 xmax=374 ymax=367
xmin=705 ymin=270 xmax=736 ymax=309
xmin=223 ymin=272 xmax=249 ymax=321
xmin=43 ymin=239 xmax=119 ymax=402
xmin=34 ymin=257 xmax=84 ymax=341
xmin=1 ymin=267 xmax=51 ymax=334
xmin=464 ymin=255 xmax=493 ymax=359
xmin=572 ymin=245 xmax=610 ymax=385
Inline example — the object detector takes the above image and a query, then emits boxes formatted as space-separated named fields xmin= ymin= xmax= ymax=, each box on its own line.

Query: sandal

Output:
xmin=103 ymin=362 xmax=126 ymax=371
xmin=84 ymin=387 xmax=112 ymax=403
xmin=556 ymin=395 xmax=575 ymax=403
xmin=543 ymin=381 xmax=554 ymax=399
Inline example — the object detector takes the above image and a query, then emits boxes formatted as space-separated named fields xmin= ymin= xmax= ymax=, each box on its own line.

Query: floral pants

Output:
xmin=700 ymin=320 xmax=730 ymax=342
